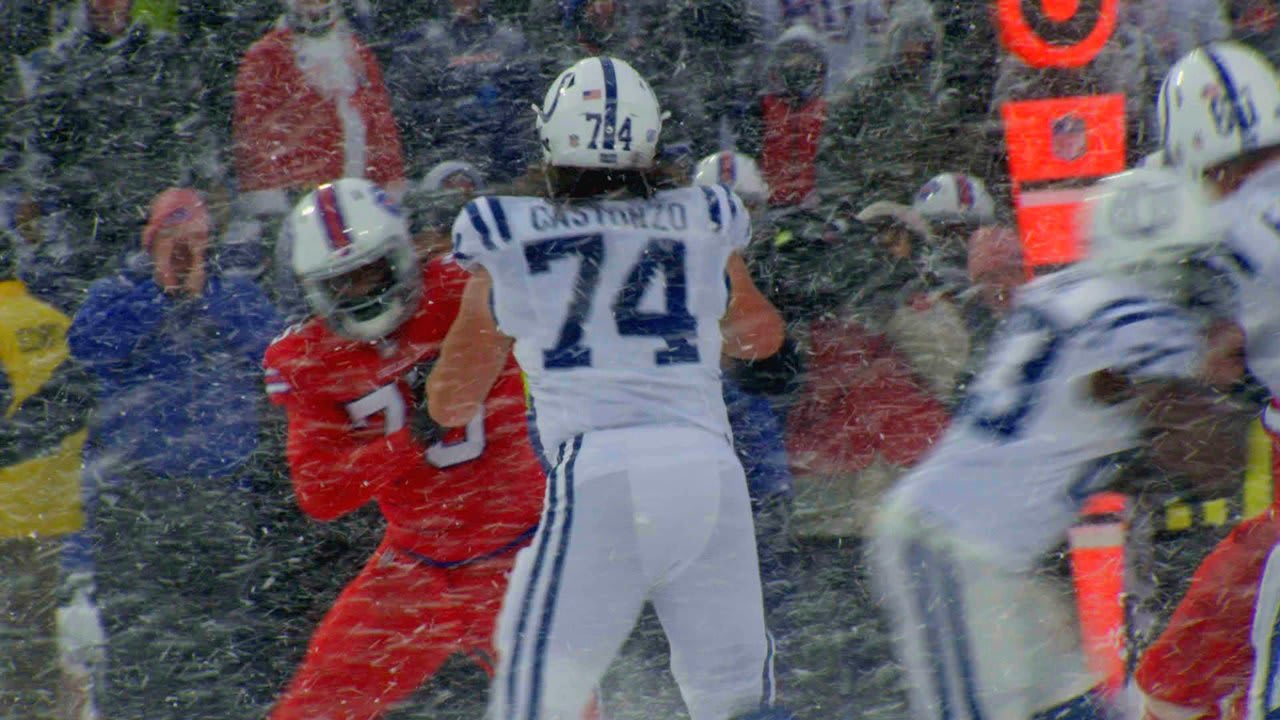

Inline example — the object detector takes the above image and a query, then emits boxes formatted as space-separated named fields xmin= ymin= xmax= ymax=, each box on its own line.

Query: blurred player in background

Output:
xmin=402 ymin=159 xmax=487 ymax=260
xmin=1136 ymin=42 xmax=1280 ymax=720
xmin=262 ymin=178 xmax=545 ymax=720
xmin=427 ymin=56 xmax=790 ymax=720
xmin=871 ymin=165 xmax=1250 ymax=720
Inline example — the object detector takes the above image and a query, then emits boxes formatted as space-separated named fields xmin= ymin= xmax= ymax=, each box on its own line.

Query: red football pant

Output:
xmin=270 ymin=539 xmax=515 ymax=720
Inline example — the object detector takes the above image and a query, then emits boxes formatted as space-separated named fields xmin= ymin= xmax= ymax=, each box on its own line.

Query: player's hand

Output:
xmin=408 ymin=407 xmax=443 ymax=448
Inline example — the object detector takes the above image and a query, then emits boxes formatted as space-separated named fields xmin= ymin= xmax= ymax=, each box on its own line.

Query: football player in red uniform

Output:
xmin=262 ymin=178 xmax=546 ymax=720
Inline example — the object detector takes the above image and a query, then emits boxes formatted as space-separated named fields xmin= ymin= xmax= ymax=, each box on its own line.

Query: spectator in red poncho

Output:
xmin=785 ymin=314 xmax=950 ymax=537
xmin=785 ymin=201 xmax=955 ymax=538
xmin=736 ymin=23 xmax=829 ymax=209
xmin=232 ymin=0 xmax=405 ymax=219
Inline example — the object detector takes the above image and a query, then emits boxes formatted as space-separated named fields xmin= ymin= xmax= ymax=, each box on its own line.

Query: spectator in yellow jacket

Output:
xmin=0 ymin=234 xmax=96 ymax=718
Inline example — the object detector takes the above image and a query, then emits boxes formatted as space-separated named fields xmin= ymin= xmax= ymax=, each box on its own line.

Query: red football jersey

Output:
xmin=1135 ymin=505 xmax=1280 ymax=720
xmin=263 ymin=258 xmax=545 ymax=564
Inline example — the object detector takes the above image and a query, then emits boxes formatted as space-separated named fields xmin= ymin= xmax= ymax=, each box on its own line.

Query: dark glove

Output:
xmin=729 ymin=336 xmax=803 ymax=397
xmin=406 ymin=360 xmax=443 ymax=447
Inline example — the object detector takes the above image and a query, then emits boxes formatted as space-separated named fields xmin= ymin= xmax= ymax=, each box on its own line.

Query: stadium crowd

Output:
xmin=1 ymin=0 xmax=1278 ymax=718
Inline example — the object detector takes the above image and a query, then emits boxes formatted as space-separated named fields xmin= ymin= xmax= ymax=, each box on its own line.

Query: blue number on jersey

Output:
xmin=957 ymin=306 xmax=1062 ymax=440
xmin=524 ymin=235 xmax=703 ymax=369
xmin=524 ymin=234 xmax=604 ymax=369
xmin=614 ymin=238 xmax=700 ymax=365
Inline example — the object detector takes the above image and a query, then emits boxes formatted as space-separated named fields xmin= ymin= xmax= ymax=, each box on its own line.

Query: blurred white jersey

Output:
xmin=892 ymin=266 xmax=1202 ymax=568
xmin=450 ymin=185 xmax=749 ymax=452
xmin=1212 ymin=161 xmax=1280 ymax=429
xmin=1249 ymin=543 xmax=1280 ymax=720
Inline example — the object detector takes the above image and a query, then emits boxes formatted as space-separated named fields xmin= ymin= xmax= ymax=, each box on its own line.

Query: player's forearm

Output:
xmin=722 ymin=254 xmax=785 ymax=360
xmin=722 ymin=308 xmax=785 ymax=360
xmin=427 ymin=270 xmax=512 ymax=427
xmin=427 ymin=338 xmax=509 ymax=427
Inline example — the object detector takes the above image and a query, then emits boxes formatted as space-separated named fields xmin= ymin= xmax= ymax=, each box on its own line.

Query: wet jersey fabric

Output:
xmin=264 ymin=257 xmax=545 ymax=565
xmin=450 ymin=185 xmax=749 ymax=454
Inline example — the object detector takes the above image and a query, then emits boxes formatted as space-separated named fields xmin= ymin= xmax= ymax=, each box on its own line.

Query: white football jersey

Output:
xmin=892 ymin=266 xmax=1203 ymax=568
xmin=450 ymin=185 xmax=750 ymax=452
xmin=1211 ymin=161 xmax=1280 ymax=436
xmin=1248 ymin=543 xmax=1280 ymax=720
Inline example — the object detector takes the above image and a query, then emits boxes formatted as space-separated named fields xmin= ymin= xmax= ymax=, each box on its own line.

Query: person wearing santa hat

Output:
xmin=233 ymin=0 xmax=406 ymax=219
xmin=67 ymin=188 xmax=283 ymax=720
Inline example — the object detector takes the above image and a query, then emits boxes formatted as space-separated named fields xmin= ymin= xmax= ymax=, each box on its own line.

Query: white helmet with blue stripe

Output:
xmin=285 ymin=178 xmax=420 ymax=341
xmin=536 ymin=56 xmax=665 ymax=171
xmin=1158 ymin=41 xmax=1280 ymax=180
xmin=693 ymin=151 xmax=769 ymax=206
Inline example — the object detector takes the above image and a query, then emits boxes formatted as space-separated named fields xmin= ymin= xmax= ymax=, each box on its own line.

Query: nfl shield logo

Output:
xmin=1051 ymin=114 xmax=1087 ymax=162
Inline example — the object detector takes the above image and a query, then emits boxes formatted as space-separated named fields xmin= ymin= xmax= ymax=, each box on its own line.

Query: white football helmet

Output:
xmin=421 ymin=160 xmax=485 ymax=194
xmin=1158 ymin=41 xmax=1280 ymax=179
xmin=693 ymin=152 xmax=769 ymax=206
xmin=285 ymin=178 xmax=420 ymax=341
xmin=536 ymin=56 xmax=664 ymax=170
xmin=912 ymin=173 xmax=996 ymax=225
xmin=1081 ymin=166 xmax=1221 ymax=274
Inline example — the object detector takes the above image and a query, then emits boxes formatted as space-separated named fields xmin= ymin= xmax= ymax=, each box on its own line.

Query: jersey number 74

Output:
xmin=526 ymin=234 xmax=702 ymax=369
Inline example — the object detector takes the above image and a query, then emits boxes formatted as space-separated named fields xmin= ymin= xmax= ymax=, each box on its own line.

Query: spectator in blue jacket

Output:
xmin=67 ymin=187 xmax=283 ymax=720
xmin=384 ymin=0 xmax=539 ymax=182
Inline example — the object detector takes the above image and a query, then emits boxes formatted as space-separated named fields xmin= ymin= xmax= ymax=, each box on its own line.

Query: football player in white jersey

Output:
xmin=425 ymin=56 xmax=788 ymax=720
xmin=1153 ymin=41 xmax=1280 ymax=720
xmin=1250 ymin=546 xmax=1280 ymax=720
xmin=869 ymin=166 xmax=1249 ymax=720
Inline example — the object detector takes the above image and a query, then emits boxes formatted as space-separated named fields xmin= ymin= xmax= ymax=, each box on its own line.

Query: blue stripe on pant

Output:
xmin=501 ymin=436 xmax=583 ymax=720
xmin=505 ymin=441 xmax=567 ymax=719
xmin=905 ymin=540 xmax=986 ymax=720
xmin=527 ymin=435 xmax=583 ymax=719
xmin=760 ymin=631 xmax=776 ymax=706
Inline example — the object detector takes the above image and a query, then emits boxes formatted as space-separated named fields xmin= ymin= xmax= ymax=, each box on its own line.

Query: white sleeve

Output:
xmin=696 ymin=184 xmax=752 ymax=252
xmin=1081 ymin=298 xmax=1203 ymax=381
xmin=450 ymin=196 xmax=514 ymax=271
xmin=1248 ymin=544 xmax=1280 ymax=720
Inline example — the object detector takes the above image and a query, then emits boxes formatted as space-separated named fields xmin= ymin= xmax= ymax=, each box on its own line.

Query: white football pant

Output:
xmin=489 ymin=426 xmax=775 ymax=720
xmin=869 ymin=492 xmax=1099 ymax=720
